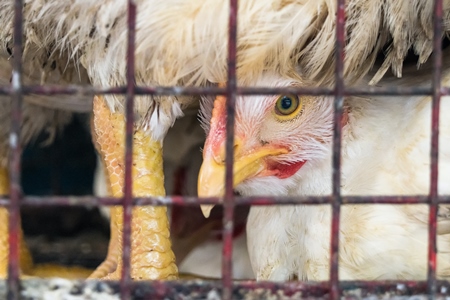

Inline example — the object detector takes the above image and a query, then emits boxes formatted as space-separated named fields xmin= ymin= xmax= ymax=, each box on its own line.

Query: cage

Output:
xmin=0 ymin=0 xmax=449 ymax=299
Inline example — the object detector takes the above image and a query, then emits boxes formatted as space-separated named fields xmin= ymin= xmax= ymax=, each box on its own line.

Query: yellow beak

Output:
xmin=198 ymin=143 xmax=288 ymax=217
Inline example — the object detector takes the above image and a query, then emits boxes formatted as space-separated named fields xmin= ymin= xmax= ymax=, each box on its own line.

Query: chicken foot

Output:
xmin=90 ymin=96 xmax=178 ymax=280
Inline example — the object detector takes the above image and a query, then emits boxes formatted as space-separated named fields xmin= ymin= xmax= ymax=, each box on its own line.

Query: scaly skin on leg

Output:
xmin=0 ymin=167 xmax=9 ymax=278
xmin=90 ymin=96 xmax=178 ymax=280
xmin=0 ymin=167 xmax=33 ymax=278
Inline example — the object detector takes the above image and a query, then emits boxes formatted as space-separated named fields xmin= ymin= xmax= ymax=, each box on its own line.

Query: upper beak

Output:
xmin=198 ymin=138 xmax=287 ymax=217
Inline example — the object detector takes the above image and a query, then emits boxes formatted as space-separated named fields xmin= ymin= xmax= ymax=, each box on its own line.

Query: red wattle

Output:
xmin=267 ymin=160 xmax=306 ymax=179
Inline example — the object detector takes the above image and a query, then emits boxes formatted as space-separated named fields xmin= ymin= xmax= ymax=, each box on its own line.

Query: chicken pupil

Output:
xmin=280 ymin=97 xmax=292 ymax=109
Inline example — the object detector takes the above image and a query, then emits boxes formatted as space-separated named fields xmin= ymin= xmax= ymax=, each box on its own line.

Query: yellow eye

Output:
xmin=274 ymin=94 xmax=303 ymax=120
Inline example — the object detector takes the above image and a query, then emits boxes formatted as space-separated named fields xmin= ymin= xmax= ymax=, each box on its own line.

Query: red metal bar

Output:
xmin=222 ymin=0 xmax=238 ymax=299
xmin=329 ymin=0 xmax=346 ymax=298
xmin=4 ymin=194 xmax=450 ymax=207
xmin=0 ymin=85 xmax=446 ymax=97
xmin=7 ymin=0 xmax=24 ymax=299
xmin=120 ymin=0 xmax=137 ymax=298
xmin=428 ymin=0 xmax=443 ymax=296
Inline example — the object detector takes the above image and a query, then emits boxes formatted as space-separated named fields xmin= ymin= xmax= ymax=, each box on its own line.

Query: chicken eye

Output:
xmin=274 ymin=94 xmax=302 ymax=119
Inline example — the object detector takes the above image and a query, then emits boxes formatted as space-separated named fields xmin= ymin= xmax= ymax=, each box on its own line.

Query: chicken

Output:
xmin=1 ymin=0 xmax=449 ymax=280
xmin=198 ymin=42 xmax=450 ymax=280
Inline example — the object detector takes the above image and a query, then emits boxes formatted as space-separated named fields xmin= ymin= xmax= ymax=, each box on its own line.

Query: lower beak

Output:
xmin=198 ymin=145 xmax=287 ymax=217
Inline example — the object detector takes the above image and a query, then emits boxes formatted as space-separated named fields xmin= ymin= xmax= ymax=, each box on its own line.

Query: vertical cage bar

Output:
xmin=329 ymin=0 xmax=346 ymax=299
xmin=222 ymin=0 xmax=238 ymax=299
xmin=427 ymin=0 xmax=443 ymax=297
xmin=7 ymin=0 xmax=24 ymax=299
xmin=120 ymin=0 xmax=137 ymax=298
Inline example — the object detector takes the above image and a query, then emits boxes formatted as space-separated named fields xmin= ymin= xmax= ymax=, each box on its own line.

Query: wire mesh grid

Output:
xmin=0 ymin=0 xmax=448 ymax=299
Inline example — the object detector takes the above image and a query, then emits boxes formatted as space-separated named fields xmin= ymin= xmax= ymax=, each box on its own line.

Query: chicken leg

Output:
xmin=0 ymin=160 xmax=97 ymax=279
xmin=0 ymin=166 xmax=33 ymax=278
xmin=90 ymin=96 xmax=178 ymax=280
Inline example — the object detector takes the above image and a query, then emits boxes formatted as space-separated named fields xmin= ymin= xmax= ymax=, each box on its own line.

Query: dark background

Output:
xmin=21 ymin=113 xmax=109 ymax=269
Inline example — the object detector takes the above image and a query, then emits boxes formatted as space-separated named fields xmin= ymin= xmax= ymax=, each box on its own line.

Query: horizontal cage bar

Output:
xmin=2 ymin=195 xmax=450 ymax=207
xmin=0 ymin=85 xmax=449 ymax=97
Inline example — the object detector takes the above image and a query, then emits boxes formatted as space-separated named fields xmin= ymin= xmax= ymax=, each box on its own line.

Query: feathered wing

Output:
xmin=1 ymin=0 xmax=449 ymax=133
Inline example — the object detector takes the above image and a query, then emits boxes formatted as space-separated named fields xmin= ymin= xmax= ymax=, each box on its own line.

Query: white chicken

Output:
xmin=198 ymin=49 xmax=450 ymax=281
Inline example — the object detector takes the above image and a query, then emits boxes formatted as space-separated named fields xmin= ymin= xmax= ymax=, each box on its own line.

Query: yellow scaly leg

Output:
xmin=0 ymin=167 xmax=9 ymax=278
xmin=90 ymin=96 xmax=178 ymax=280
xmin=0 ymin=167 xmax=33 ymax=278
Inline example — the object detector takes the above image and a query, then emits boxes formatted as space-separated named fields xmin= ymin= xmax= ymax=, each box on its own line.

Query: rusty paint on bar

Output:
xmin=222 ymin=0 xmax=238 ymax=299
xmin=7 ymin=0 xmax=24 ymax=299
xmin=427 ymin=0 xmax=443 ymax=297
xmin=120 ymin=0 xmax=137 ymax=298
xmin=3 ymin=195 xmax=450 ymax=208
xmin=329 ymin=0 xmax=346 ymax=299
xmin=5 ymin=85 xmax=448 ymax=96
xmin=2 ymin=84 xmax=449 ymax=97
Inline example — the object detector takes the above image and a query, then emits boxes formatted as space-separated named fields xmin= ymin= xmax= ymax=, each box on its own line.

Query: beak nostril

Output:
xmin=233 ymin=138 xmax=243 ymax=155
xmin=213 ymin=138 xmax=243 ymax=164
xmin=213 ymin=154 xmax=225 ymax=164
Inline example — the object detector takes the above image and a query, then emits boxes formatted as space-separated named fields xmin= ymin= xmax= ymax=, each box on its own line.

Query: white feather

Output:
xmin=1 ymin=0 xmax=449 ymax=142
